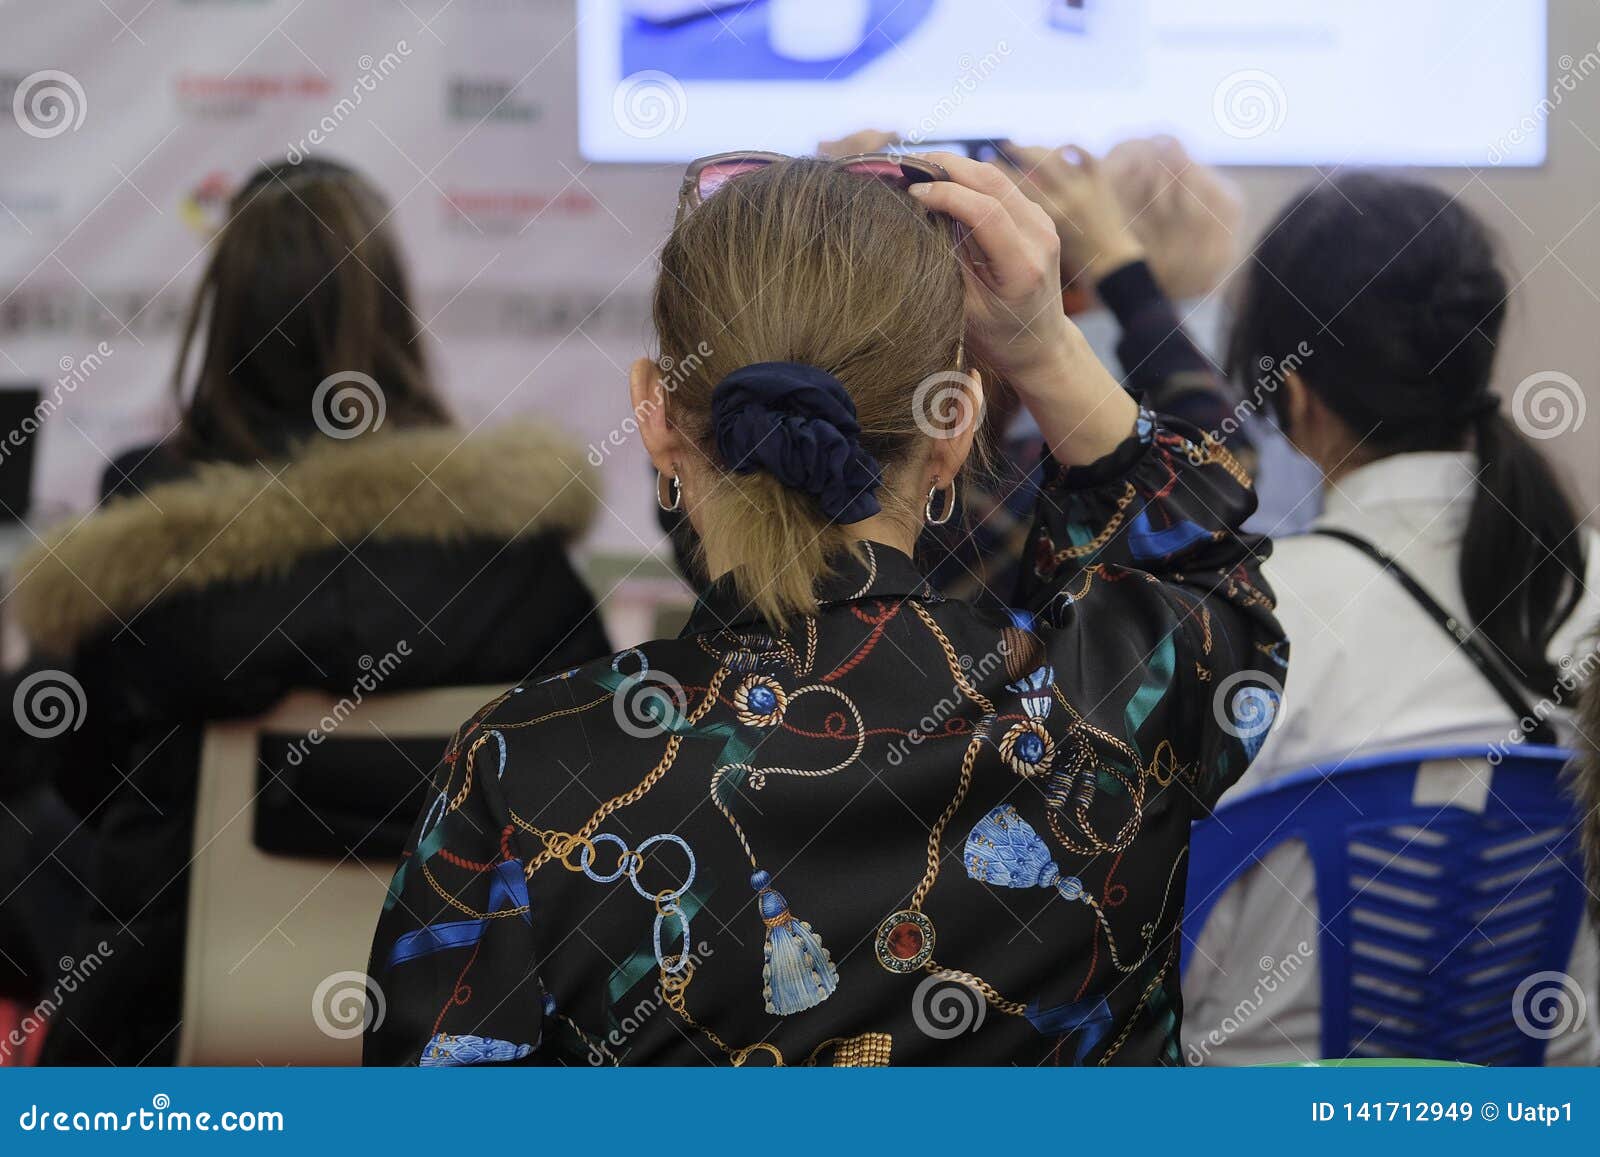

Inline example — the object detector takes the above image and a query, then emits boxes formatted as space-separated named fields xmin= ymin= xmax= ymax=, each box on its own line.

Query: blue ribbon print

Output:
xmin=1025 ymin=994 xmax=1115 ymax=1059
xmin=1127 ymin=508 xmax=1213 ymax=560
xmin=387 ymin=859 xmax=530 ymax=969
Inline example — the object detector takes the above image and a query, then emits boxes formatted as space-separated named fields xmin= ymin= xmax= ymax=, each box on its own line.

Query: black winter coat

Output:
xmin=4 ymin=423 xmax=611 ymax=1065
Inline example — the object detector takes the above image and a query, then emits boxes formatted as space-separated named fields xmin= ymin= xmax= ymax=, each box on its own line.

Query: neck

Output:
xmin=702 ymin=511 xmax=919 ymax=583
xmin=1313 ymin=436 xmax=1380 ymax=488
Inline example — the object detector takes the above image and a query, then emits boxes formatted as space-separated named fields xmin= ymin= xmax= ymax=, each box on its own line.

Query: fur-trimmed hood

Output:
xmin=13 ymin=423 xmax=599 ymax=656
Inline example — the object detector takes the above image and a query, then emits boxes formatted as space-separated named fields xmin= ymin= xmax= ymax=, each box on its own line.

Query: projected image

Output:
xmin=578 ymin=0 xmax=1548 ymax=167
xmin=619 ymin=0 xmax=1143 ymax=87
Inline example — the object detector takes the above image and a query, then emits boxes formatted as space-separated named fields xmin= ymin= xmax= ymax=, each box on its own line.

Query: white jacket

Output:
xmin=1185 ymin=451 xmax=1600 ymax=1066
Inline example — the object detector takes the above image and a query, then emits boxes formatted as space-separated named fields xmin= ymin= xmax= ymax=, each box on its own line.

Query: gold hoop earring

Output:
xmin=657 ymin=470 xmax=682 ymax=513
xmin=925 ymin=479 xmax=956 ymax=526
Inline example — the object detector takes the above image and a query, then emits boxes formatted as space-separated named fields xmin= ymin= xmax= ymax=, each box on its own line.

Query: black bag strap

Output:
xmin=1311 ymin=527 xmax=1559 ymax=747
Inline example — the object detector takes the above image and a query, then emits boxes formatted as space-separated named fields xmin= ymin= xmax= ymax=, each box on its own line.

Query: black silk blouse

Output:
xmin=365 ymin=410 xmax=1285 ymax=1066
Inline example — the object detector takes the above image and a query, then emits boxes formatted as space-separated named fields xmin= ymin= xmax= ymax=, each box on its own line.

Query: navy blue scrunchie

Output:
xmin=710 ymin=362 xmax=883 ymax=524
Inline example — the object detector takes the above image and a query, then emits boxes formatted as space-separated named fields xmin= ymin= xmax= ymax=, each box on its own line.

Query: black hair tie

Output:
xmin=710 ymin=362 xmax=883 ymax=524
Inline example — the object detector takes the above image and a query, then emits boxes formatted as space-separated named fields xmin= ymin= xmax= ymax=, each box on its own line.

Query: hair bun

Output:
xmin=710 ymin=362 xmax=883 ymax=524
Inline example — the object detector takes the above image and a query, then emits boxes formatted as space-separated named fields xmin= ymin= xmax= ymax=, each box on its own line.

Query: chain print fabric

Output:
xmin=365 ymin=411 xmax=1285 ymax=1066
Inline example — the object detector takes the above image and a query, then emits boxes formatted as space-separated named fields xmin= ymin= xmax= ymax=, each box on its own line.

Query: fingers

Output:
xmin=918 ymin=150 xmax=1056 ymax=238
xmin=920 ymin=150 xmax=1030 ymax=205
xmin=908 ymin=178 xmax=1036 ymax=276
xmin=1007 ymin=144 xmax=1068 ymax=175
xmin=818 ymin=129 xmax=900 ymax=158
xmin=995 ymin=147 xmax=1070 ymax=205
xmin=1061 ymin=144 xmax=1097 ymax=173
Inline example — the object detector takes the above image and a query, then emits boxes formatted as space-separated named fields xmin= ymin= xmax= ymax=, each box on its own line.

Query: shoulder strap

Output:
xmin=1311 ymin=527 xmax=1558 ymax=747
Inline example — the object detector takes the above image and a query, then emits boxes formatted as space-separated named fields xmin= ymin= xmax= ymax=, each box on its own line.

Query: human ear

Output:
xmin=629 ymin=356 xmax=686 ymax=476
xmin=1279 ymin=370 xmax=1310 ymax=449
xmin=924 ymin=369 xmax=984 ymax=489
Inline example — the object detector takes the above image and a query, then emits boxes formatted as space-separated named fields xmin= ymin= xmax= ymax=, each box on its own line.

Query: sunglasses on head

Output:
xmin=676 ymin=150 xmax=962 ymax=238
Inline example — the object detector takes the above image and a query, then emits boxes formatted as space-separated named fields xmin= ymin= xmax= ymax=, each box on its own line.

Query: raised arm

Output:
xmin=910 ymin=152 xmax=1140 ymax=470
xmin=1000 ymin=143 xmax=1255 ymax=463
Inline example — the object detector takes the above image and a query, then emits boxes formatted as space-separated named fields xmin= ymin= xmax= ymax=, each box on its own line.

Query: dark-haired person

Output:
xmin=0 ymin=158 xmax=609 ymax=1065
xmin=1184 ymin=172 xmax=1599 ymax=1066
xmin=367 ymin=152 xmax=1283 ymax=1066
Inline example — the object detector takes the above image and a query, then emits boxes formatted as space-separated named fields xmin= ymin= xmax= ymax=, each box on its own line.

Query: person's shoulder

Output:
xmin=1262 ymin=528 xmax=1347 ymax=573
xmin=471 ymin=636 xmax=710 ymax=750
xmin=1579 ymin=526 xmax=1600 ymax=588
xmin=1550 ymin=526 xmax=1600 ymax=657
xmin=100 ymin=442 xmax=191 ymax=500
xmin=1260 ymin=529 xmax=1363 ymax=605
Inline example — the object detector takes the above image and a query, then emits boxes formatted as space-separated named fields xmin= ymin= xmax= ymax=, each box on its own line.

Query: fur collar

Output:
xmin=13 ymin=423 xmax=598 ymax=656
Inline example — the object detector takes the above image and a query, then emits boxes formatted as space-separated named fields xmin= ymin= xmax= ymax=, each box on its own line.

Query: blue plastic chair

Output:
xmin=1183 ymin=745 xmax=1587 ymax=1065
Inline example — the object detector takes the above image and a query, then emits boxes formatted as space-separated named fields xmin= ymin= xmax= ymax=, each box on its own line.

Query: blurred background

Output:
xmin=2 ymin=0 xmax=1595 ymax=646
xmin=2 ymin=0 xmax=1599 ymax=1069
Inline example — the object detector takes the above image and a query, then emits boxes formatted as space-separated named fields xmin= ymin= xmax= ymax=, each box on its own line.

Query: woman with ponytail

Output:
xmin=1185 ymin=172 xmax=1600 ymax=1065
xmin=367 ymin=153 xmax=1282 ymax=1066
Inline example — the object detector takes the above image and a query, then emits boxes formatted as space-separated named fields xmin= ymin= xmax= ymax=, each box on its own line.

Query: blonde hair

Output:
xmin=653 ymin=158 xmax=968 ymax=627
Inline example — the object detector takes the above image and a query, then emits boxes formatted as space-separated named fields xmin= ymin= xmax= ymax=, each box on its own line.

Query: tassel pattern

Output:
xmin=752 ymin=869 xmax=839 ymax=1015
xmin=964 ymin=805 xmax=1084 ymax=901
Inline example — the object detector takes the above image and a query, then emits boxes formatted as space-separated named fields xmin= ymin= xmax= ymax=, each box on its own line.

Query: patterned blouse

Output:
xmin=365 ymin=411 xmax=1285 ymax=1067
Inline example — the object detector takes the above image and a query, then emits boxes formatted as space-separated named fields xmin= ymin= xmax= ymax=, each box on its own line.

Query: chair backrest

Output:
xmin=1183 ymin=745 xmax=1586 ymax=1066
xmin=179 ymin=684 xmax=507 ymax=1066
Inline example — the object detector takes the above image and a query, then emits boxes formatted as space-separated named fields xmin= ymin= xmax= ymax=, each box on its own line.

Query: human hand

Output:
xmin=999 ymin=144 xmax=1145 ymax=288
xmin=1101 ymin=135 xmax=1242 ymax=300
xmin=818 ymin=129 xmax=902 ymax=157
xmin=910 ymin=151 xmax=1076 ymax=388
xmin=909 ymin=151 xmax=1137 ymax=464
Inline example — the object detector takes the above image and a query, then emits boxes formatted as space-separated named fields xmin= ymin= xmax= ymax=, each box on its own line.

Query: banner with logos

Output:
xmin=0 ymin=0 xmax=675 ymax=557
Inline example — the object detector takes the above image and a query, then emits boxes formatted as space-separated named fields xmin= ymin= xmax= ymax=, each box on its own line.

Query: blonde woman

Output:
xmin=367 ymin=153 xmax=1283 ymax=1066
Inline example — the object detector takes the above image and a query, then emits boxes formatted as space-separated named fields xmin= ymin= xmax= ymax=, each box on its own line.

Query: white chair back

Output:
xmin=178 ymin=684 xmax=506 ymax=1065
